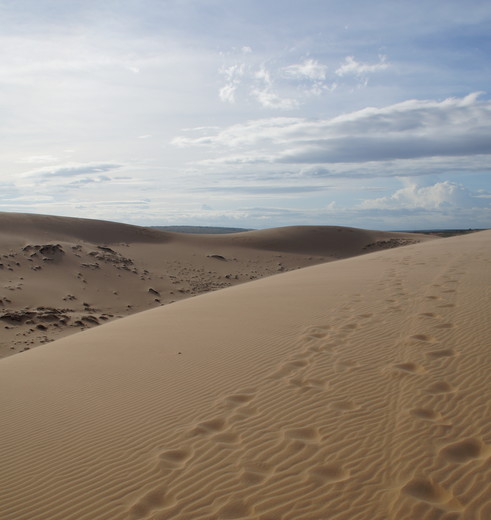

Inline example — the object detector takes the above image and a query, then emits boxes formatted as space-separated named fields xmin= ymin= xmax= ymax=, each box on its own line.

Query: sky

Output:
xmin=1 ymin=0 xmax=490 ymax=230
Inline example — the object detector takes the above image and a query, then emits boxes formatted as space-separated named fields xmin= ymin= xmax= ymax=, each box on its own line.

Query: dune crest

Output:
xmin=0 ymin=230 xmax=489 ymax=519
xmin=0 ymin=212 xmax=433 ymax=357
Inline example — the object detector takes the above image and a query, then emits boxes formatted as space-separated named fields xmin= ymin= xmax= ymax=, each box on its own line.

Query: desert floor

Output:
xmin=0 ymin=212 xmax=427 ymax=357
xmin=0 ymin=214 xmax=489 ymax=520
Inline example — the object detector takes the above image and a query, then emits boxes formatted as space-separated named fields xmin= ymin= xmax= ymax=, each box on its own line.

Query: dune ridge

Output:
xmin=0 ymin=212 xmax=433 ymax=357
xmin=0 ymin=230 xmax=489 ymax=519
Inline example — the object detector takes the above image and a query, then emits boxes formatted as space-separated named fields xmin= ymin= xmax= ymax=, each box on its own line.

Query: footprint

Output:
xmin=159 ymin=448 xmax=192 ymax=468
xmin=287 ymin=360 xmax=309 ymax=369
xmin=331 ymin=399 xmax=360 ymax=411
xmin=291 ymin=378 xmax=329 ymax=393
xmin=307 ymin=332 xmax=329 ymax=339
xmin=426 ymin=349 xmax=456 ymax=359
xmin=284 ymin=427 xmax=320 ymax=443
xmin=272 ymin=359 xmax=309 ymax=378
xmin=309 ymin=464 xmax=349 ymax=483
xmin=401 ymin=478 xmax=462 ymax=510
xmin=128 ymin=486 xmax=176 ymax=519
xmin=394 ymin=362 xmax=426 ymax=374
xmin=410 ymin=334 xmax=438 ymax=343
xmin=435 ymin=323 xmax=454 ymax=329
xmin=304 ymin=326 xmax=331 ymax=338
xmin=231 ymin=405 xmax=257 ymax=419
xmin=216 ymin=499 xmax=251 ymax=519
xmin=358 ymin=313 xmax=373 ymax=318
xmin=336 ymin=359 xmax=360 ymax=372
xmin=437 ymin=303 xmax=455 ymax=308
xmin=323 ymin=342 xmax=339 ymax=352
xmin=425 ymin=381 xmax=455 ymax=394
xmin=304 ymin=344 xmax=324 ymax=354
xmin=440 ymin=438 xmax=488 ymax=463
xmin=191 ymin=417 xmax=226 ymax=436
xmin=224 ymin=394 xmax=255 ymax=407
xmin=240 ymin=462 xmax=272 ymax=485
xmin=213 ymin=431 xmax=240 ymax=445
xmin=240 ymin=470 xmax=267 ymax=485
xmin=342 ymin=322 xmax=358 ymax=330
xmin=305 ymin=378 xmax=329 ymax=390
xmin=418 ymin=312 xmax=438 ymax=318
xmin=409 ymin=408 xmax=444 ymax=422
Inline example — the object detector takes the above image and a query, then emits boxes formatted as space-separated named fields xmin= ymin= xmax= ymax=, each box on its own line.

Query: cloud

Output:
xmin=336 ymin=55 xmax=389 ymax=76
xmin=194 ymin=185 xmax=328 ymax=196
xmin=251 ymin=66 xmax=299 ymax=110
xmin=219 ymin=63 xmax=245 ymax=103
xmin=0 ymin=181 xmax=20 ymax=202
xmin=278 ymin=131 xmax=491 ymax=164
xmin=299 ymin=155 xmax=491 ymax=179
xmin=217 ymin=51 xmax=389 ymax=111
xmin=217 ymin=53 xmax=334 ymax=109
xmin=252 ymin=87 xmax=299 ymax=110
xmin=283 ymin=59 xmax=327 ymax=81
xmin=282 ymin=59 xmax=334 ymax=96
xmin=21 ymin=162 xmax=122 ymax=179
xmin=172 ymin=117 xmax=303 ymax=148
xmin=66 ymin=175 xmax=113 ymax=188
xmin=173 ymin=93 xmax=491 ymax=172
xmin=18 ymin=155 xmax=60 ymax=164
xmin=360 ymin=180 xmax=490 ymax=210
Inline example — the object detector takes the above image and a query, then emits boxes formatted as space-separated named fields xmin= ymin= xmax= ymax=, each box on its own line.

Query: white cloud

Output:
xmin=218 ymin=52 xmax=336 ymax=109
xmin=218 ymin=63 xmax=245 ymax=103
xmin=336 ymin=55 xmax=389 ymax=76
xmin=219 ymin=83 xmax=238 ymax=104
xmin=252 ymin=87 xmax=299 ymax=110
xmin=251 ymin=66 xmax=299 ymax=110
xmin=283 ymin=59 xmax=327 ymax=80
xmin=21 ymin=162 xmax=122 ymax=179
xmin=173 ymin=93 xmax=491 ymax=171
xmin=360 ymin=180 xmax=489 ymax=210
xmin=18 ymin=155 xmax=59 ymax=164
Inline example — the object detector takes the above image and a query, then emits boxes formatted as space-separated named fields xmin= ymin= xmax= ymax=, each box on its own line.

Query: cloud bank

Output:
xmin=174 ymin=93 xmax=491 ymax=172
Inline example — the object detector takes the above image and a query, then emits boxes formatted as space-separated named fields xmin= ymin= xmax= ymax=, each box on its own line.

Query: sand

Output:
xmin=0 ymin=221 xmax=489 ymax=519
xmin=0 ymin=212 xmax=430 ymax=357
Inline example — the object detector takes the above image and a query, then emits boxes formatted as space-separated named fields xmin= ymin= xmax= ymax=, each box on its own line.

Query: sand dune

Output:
xmin=0 ymin=230 xmax=489 ymax=519
xmin=0 ymin=212 xmax=431 ymax=357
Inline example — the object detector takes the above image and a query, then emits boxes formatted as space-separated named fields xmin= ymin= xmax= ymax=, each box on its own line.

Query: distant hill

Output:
xmin=398 ymin=229 xmax=485 ymax=237
xmin=151 ymin=226 xmax=253 ymax=234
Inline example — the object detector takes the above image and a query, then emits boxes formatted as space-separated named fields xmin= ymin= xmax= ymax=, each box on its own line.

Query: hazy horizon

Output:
xmin=1 ymin=1 xmax=490 ymax=230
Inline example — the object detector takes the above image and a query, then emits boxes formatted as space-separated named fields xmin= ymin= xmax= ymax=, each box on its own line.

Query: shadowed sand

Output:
xmin=0 ymin=228 xmax=489 ymax=519
xmin=0 ymin=212 xmax=430 ymax=357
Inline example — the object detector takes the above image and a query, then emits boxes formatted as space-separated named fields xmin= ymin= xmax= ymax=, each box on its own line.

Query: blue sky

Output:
xmin=1 ymin=0 xmax=490 ymax=229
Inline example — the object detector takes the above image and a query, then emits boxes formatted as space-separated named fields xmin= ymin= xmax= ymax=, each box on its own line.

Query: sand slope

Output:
xmin=0 ymin=212 xmax=430 ymax=357
xmin=0 ymin=230 xmax=489 ymax=519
